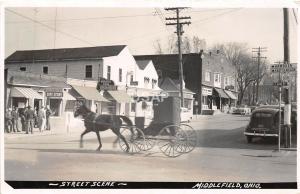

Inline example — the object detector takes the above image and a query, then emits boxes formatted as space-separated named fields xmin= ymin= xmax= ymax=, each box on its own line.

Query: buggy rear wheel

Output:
xmin=119 ymin=126 xmax=145 ymax=154
xmin=156 ymin=125 xmax=187 ymax=157
xmin=178 ymin=124 xmax=197 ymax=153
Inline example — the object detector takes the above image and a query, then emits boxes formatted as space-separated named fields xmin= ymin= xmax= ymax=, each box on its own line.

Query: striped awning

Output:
xmin=71 ymin=85 xmax=108 ymax=102
xmin=64 ymin=91 xmax=76 ymax=101
xmin=106 ymin=90 xmax=132 ymax=103
xmin=224 ymin=90 xmax=238 ymax=100
xmin=10 ymin=87 xmax=43 ymax=99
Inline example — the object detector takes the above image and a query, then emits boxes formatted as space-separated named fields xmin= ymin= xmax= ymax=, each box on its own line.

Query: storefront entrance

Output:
xmin=49 ymin=98 xmax=62 ymax=116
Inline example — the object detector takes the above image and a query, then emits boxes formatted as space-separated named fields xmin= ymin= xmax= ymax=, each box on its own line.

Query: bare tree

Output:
xmin=153 ymin=35 xmax=206 ymax=54
xmin=211 ymin=42 xmax=267 ymax=105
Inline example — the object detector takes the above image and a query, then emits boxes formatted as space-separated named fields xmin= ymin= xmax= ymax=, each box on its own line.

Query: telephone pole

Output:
xmin=165 ymin=7 xmax=191 ymax=107
xmin=252 ymin=47 xmax=267 ymax=104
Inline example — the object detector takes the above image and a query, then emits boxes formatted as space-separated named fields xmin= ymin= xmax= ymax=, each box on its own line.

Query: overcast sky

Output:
xmin=5 ymin=7 xmax=298 ymax=63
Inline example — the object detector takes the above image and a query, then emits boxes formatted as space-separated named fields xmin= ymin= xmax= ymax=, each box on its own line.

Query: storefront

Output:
xmin=9 ymin=86 xmax=43 ymax=109
xmin=224 ymin=89 xmax=238 ymax=108
xmin=103 ymin=90 xmax=132 ymax=115
xmin=201 ymin=86 xmax=213 ymax=110
xmin=213 ymin=88 xmax=230 ymax=112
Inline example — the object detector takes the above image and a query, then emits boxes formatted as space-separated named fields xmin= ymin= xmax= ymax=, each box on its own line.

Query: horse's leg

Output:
xmin=95 ymin=131 xmax=102 ymax=151
xmin=80 ymin=129 xmax=90 ymax=148
xmin=111 ymin=128 xmax=130 ymax=152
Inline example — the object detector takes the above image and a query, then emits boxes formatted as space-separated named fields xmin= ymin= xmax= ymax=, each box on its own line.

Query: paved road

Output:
xmin=4 ymin=114 xmax=296 ymax=182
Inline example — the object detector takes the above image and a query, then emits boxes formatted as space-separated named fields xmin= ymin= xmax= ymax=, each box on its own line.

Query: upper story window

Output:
xmin=214 ymin=73 xmax=221 ymax=84
xmin=131 ymin=103 xmax=136 ymax=112
xmin=130 ymin=75 xmax=134 ymax=83
xmin=43 ymin=66 xmax=48 ymax=74
xmin=205 ymin=71 xmax=211 ymax=82
xmin=119 ymin=68 xmax=122 ymax=82
xmin=20 ymin=67 xmax=26 ymax=71
xmin=144 ymin=77 xmax=150 ymax=86
xmin=152 ymin=79 xmax=157 ymax=89
xmin=85 ymin=65 xmax=93 ymax=78
xmin=224 ymin=76 xmax=229 ymax=86
xmin=107 ymin=66 xmax=111 ymax=80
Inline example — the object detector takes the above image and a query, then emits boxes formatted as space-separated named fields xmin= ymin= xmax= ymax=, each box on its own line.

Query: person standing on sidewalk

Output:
xmin=5 ymin=108 xmax=12 ymax=133
xmin=25 ymin=106 xmax=35 ymax=134
xmin=11 ymin=107 xmax=20 ymax=132
xmin=45 ymin=105 xmax=52 ymax=131
xmin=19 ymin=107 xmax=27 ymax=132
xmin=38 ymin=106 xmax=46 ymax=132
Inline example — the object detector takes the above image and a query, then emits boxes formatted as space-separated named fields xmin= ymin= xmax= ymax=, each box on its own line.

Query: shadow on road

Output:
xmin=194 ymin=127 xmax=278 ymax=150
xmin=6 ymin=147 xmax=131 ymax=155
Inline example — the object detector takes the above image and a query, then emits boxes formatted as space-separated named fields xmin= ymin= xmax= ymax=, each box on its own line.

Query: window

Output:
xmin=20 ymin=67 xmax=26 ymax=71
xmin=214 ymin=73 xmax=221 ymax=83
xmin=225 ymin=76 xmax=229 ymax=86
xmin=43 ymin=66 xmax=48 ymax=74
xmin=131 ymin=103 xmax=136 ymax=112
xmin=107 ymin=66 xmax=111 ymax=80
xmin=85 ymin=65 xmax=93 ymax=78
xmin=130 ymin=75 xmax=134 ymax=83
xmin=205 ymin=71 xmax=211 ymax=82
xmin=152 ymin=79 xmax=157 ymax=89
xmin=119 ymin=68 xmax=122 ymax=82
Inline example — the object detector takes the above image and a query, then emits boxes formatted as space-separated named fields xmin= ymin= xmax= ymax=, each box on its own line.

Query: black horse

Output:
xmin=74 ymin=104 xmax=133 ymax=152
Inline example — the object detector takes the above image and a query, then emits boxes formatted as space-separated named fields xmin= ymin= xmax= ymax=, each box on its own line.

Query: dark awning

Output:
xmin=214 ymin=88 xmax=229 ymax=98
xmin=224 ymin=90 xmax=238 ymax=100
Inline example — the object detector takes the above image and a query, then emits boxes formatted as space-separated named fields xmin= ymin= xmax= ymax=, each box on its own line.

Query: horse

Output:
xmin=73 ymin=103 xmax=133 ymax=152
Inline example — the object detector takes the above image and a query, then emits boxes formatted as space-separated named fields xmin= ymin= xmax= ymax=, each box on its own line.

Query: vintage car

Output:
xmin=244 ymin=105 xmax=297 ymax=143
xmin=244 ymin=108 xmax=282 ymax=143
xmin=232 ymin=106 xmax=251 ymax=115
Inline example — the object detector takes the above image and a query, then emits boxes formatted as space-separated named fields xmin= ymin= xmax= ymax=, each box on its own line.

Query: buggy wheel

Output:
xmin=119 ymin=126 xmax=145 ymax=154
xmin=138 ymin=136 xmax=156 ymax=151
xmin=157 ymin=125 xmax=186 ymax=158
xmin=179 ymin=124 xmax=197 ymax=153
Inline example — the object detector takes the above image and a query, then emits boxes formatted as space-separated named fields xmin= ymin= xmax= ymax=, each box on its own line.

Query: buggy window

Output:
xmin=253 ymin=113 xmax=272 ymax=118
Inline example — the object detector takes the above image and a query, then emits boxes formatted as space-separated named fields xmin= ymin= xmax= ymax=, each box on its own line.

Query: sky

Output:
xmin=4 ymin=7 xmax=298 ymax=64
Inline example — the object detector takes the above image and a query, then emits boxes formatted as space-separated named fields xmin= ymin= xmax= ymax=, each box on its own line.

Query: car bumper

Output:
xmin=244 ymin=132 xmax=278 ymax=137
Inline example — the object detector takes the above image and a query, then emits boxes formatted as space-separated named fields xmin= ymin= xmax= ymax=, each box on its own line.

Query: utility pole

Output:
xmin=252 ymin=47 xmax=267 ymax=104
xmin=165 ymin=7 xmax=191 ymax=107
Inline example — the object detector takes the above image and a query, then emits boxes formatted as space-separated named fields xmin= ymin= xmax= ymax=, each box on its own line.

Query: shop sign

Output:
xmin=132 ymin=91 xmax=169 ymax=103
xmin=130 ymin=81 xmax=139 ymax=86
xmin=45 ymin=88 xmax=63 ymax=97
xmin=98 ymin=78 xmax=117 ymax=91
xmin=202 ymin=87 xmax=212 ymax=96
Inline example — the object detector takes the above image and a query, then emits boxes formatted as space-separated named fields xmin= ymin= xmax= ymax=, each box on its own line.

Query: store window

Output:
xmin=107 ymin=66 xmax=111 ymax=80
xmin=49 ymin=99 xmax=62 ymax=117
xmin=131 ymin=103 xmax=136 ymax=112
xmin=184 ymin=99 xmax=192 ymax=110
xmin=20 ymin=67 xmax=26 ymax=71
xmin=85 ymin=65 xmax=93 ymax=78
xmin=43 ymin=66 xmax=48 ymax=74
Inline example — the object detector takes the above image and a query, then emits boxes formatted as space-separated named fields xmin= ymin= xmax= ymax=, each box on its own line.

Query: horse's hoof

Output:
xmin=96 ymin=148 xmax=101 ymax=152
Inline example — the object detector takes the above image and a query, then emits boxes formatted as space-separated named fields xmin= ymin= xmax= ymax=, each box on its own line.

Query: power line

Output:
xmin=6 ymin=8 xmax=96 ymax=47
xmin=292 ymin=8 xmax=298 ymax=24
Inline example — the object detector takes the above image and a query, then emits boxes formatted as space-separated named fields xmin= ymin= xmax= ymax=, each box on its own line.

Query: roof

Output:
xmin=252 ymin=108 xmax=280 ymax=114
xmin=6 ymin=45 xmax=126 ymax=63
xmin=71 ymin=85 xmax=109 ymax=102
xmin=134 ymin=53 xmax=202 ymax=93
xmin=136 ymin=60 xmax=151 ymax=70
xmin=10 ymin=87 xmax=43 ymax=99
xmin=158 ymin=77 xmax=194 ymax=93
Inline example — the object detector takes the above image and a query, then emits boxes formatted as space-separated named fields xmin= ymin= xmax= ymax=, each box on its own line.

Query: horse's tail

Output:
xmin=119 ymin=116 xmax=133 ymax=127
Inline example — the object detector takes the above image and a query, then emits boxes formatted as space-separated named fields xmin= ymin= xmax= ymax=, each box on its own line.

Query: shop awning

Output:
xmin=64 ymin=91 xmax=76 ymax=101
xmin=214 ymin=88 xmax=229 ymax=98
xmin=224 ymin=90 xmax=238 ymax=100
xmin=107 ymin=91 xmax=132 ymax=103
xmin=71 ymin=85 xmax=108 ymax=102
xmin=10 ymin=87 xmax=43 ymax=99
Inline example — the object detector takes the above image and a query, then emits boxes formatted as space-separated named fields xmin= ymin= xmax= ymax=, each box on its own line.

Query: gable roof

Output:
xmin=136 ymin=60 xmax=151 ymax=70
xmin=5 ymin=45 xmax=127 ymax=63
xmin=158 ymin=77 xmax=194 ymax=93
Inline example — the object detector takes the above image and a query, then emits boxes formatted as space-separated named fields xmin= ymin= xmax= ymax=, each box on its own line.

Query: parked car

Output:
xmin=232 ymin=107 xmax=251 ymax=115
xmin=244 ymin=106 xmax=297 ymax=143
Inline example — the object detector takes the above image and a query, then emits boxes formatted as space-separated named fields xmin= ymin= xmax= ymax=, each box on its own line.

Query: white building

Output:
xmin=5 ymin=45 xmax=161 ymax=127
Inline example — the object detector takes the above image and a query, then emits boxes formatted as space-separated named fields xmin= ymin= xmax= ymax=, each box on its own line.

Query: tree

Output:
xmin=153 ymin=35 xmax=206 ymax=54
xmin=211 ymin=42 xmax=267 ymax=105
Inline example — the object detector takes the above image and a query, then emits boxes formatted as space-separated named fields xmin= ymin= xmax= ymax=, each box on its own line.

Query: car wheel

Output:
xmin=246 ymin=136 xmax=253 ymax=143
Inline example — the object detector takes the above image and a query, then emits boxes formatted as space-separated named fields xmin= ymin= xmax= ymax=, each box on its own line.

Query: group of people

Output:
xmin=5 ymin=105 xmax=52 ymax=134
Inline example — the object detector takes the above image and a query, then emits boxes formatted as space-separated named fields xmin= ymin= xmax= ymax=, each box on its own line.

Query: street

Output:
xmin=4 ymin=114 xmax=296 ymax=182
